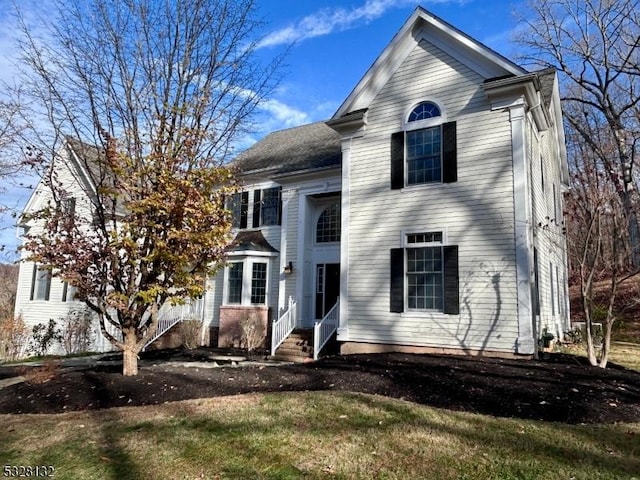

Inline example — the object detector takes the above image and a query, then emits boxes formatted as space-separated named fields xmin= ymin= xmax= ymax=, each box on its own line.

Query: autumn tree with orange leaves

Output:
xmin=13 ymin=0 xmax=280 ymax=375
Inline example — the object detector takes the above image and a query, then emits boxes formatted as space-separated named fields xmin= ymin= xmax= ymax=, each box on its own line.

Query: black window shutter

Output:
xmin=277 ymin=187 xmax=283 ymax=225
xmin=390 ymin=248 xmax=404 ymax=313
xmin=252 ymin=190 xmax=261 ymax=228
xmin=240 ymin=191 xmax=249 ymax=229
xmin=443 ymin=245 xmax=459 ymax=314
xmin=442 ymin=121 xmax=457 ymax=183
xmin=29 ymin=264 xmax=37 ymax=301
xmin=390 ymin=132 xmax=405 ymax=190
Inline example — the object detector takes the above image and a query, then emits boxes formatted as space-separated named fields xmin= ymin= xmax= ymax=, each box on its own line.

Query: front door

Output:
xmin=315 ymin=263 xmax=340 ymax=320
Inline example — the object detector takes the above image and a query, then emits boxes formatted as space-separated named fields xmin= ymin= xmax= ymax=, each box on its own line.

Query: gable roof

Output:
xmin=232 ymin=121 xmax=341 ymax=178
xmin=333 ymin=6 xmax=527 ymax=119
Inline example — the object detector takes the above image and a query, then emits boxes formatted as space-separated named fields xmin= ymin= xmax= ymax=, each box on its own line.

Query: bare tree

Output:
xmin=13 ymin=0 xmax=281 ymax=375
xmin=0 ymin=99 xmax=26 ymax=256
xmin=518 ymin=0 xmax=640 ymax=262
xmin=518 ymin=0 xmax=640 ymax=367
xmin=564 ymin=100 xmax=635 ymax=367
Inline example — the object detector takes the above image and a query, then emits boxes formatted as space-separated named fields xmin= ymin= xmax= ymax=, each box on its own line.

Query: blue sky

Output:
xmin=0 ymin=0 xmax=524 ymax=260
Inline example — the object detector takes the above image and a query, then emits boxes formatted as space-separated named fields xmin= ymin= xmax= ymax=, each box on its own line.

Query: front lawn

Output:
xmin=2 ymin=391 xmax=639 ymax=480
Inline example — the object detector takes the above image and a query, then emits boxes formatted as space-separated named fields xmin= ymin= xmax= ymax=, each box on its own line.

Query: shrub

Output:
xmin=59 ymin=308 xmax=94 ymax=355
xmin=0 ymin=315 xmax=29 ymax=362
xmin=19 ymin=360 xmax=60 ymax=384
xmin=240 ymin=312 xmax=265 ymax=357
xmin=29 ymin=319 xmax=62 ymax=357
xmin=180 ymin=319 xmax=201 ymax=350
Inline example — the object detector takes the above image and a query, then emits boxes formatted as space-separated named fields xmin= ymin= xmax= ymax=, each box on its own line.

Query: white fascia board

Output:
xmin=550 ymin=76 xmax=569 ymax=186
xmin=417 ymin=23 xmax=524 ymax=79
xmin=333 ymin=7 xmax=526 ymax=119
xmin=483 ymin=76 xmax=550 ymax=132
xmin=66 ymin=142 xmax=99 ymax=198
xmin=333 ymin=9 xmax=423 ymax=119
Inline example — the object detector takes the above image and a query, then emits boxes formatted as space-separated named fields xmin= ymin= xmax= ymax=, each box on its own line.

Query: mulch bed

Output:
xmin=1 ymin=348 xmax=639 ymax=424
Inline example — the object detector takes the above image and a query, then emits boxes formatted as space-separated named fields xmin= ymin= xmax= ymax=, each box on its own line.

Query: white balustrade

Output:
xmin=271 ymin=296 xmax=297 ymax=356
xmin=313 ymin=299 xmax=339 ymax=360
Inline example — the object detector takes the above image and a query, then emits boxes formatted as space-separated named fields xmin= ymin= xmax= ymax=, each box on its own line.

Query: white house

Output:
xmin=14 ymin=7 xmax=570 ymax=359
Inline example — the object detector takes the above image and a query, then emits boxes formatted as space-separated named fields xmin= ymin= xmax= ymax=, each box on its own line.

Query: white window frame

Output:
xmin=403 ymin=100 xmax=446 ymax=187
xmin=314 ymin=201 xmax=341 ymax=245
xmin=402 ymin=229 xmax=447 ymax=312
xmin=223 ymin=254 xmax=273 ymax=306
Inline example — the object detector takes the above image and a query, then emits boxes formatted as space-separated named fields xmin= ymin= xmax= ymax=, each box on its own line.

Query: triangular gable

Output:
xmin=19 ymin=140 xmax=101 ymax=224
xmin=333 ymin=7 xmax=527 ymax=119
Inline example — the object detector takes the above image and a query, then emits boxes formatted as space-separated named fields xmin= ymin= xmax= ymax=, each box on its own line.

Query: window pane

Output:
xmin=261 ymin=187 xmax=280 ymax=226
xmin=35 ymin=268 xmax=51 ymax=301
xmin=407 ymin=247 xmax=443 ymax=310
xmin=408 ymin=102 xmax=441 ymax=122
xmin=316 ymin=203 xmax=341 ymax=243
xmin=228 ymin=263 xmax=243 ymax=304
xmin=407 ymin=127 xmax=441 ymax=185
xmin=228 ymin=193 xmax=243 ymax=229
xmin=251 ymin=263 xmax=267 ymax=304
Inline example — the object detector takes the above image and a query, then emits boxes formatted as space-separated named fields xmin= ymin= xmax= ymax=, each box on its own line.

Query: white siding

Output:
xmin=344 ymin=39 xmax=520 ymax=353
xmin=528 ymin=118 xmax=570 ymax=339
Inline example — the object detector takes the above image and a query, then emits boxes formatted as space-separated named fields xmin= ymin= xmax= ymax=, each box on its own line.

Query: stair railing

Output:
xmin=271 ymin=296 xmax=297 ymax=356
xmin=143 ymin=297 xmax=204 ymax=350
xmin=313 ymin=298 xmax=339 ymax=360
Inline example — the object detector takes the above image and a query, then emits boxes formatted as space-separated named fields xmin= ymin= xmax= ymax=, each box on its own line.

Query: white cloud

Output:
xmin=257 ymin=0 xmax=468 ymax=49
xmin=257 ymin=0 xmax=408 ymax=48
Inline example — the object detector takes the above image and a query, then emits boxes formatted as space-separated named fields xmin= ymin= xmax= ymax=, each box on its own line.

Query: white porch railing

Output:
xmin=271 ymin=296 xmax=297 ymax=356
xmin=313 ymin=299 xmax=339 ymax=360
xmin=143 ymin=298 xmax=205 ymax=350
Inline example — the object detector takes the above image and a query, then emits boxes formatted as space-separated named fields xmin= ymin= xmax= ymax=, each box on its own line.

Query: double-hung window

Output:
xmin=228 ymin=192 xmax=249 ymax=229
xmin=391 ymin=101 xmax=457 ymax=189
xmin=406 ymin=232 xmax=444 ymax=310
xmin=225 ymin=259 xmax=269 ymax=306
xmin=253 ymin=187 xmax=282 ymax=227
xmin=390 ymin=231 xmax=459 ymax=314
xmin=30 ymin=265 xmax=52 ymax=301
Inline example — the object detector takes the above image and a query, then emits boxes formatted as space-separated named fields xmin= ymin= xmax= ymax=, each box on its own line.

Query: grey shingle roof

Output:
xmin=228 ymin=230 xmax=278 ymax=253
xmin=535 ymin=67 xmax=556 ymax=109
xmin=232 ymin=121 xmax=341 ymax=177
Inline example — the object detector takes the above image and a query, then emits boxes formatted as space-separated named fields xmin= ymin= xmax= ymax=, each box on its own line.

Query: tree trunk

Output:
xmin=122 ymin=328 xmax=140 ymax=376
xmin=599 ymin=320 xmax=613 ymax=369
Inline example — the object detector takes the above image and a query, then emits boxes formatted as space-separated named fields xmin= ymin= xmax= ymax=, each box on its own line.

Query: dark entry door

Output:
xmin=315 ymin=263 xmax=340 ymax=320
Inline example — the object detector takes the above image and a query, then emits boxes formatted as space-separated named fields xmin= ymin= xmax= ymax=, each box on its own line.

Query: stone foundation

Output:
xmin=218 ymin=306 xmax=270 ymax=349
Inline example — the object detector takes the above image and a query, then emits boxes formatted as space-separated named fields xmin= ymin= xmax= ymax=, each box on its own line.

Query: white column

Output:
xmin=511 ymin=103 xmax=535 ymax=354
xmin=278 ymin=188 xmax=291 ymax=315
xmin=338 ymin=138 xmax=351 ymax=339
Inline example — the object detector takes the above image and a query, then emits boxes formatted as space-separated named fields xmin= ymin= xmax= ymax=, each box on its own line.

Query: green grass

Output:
xmin=558 ymin=341 xmax=640 ymax=371
xmin=1 ymin=391 xmax=639 ymax=480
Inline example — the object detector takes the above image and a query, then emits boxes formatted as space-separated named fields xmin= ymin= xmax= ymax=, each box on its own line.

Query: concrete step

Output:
xmin=276 ymin=346 xmax=312 ymax=357
xmin=271 ymin=353 xmax=313 ymax=363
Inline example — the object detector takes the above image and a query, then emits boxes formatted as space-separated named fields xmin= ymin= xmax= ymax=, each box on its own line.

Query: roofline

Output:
xmin=333 ymin=7 xmax=526 ymax=119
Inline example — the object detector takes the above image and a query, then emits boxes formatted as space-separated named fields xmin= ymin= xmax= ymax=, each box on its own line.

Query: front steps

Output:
xmin=271 ymin=329 xmax=314 ymax=362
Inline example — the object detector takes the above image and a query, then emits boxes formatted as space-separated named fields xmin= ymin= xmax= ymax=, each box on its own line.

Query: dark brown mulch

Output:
xmin=1 ymin=348 xmax=639 ymax=424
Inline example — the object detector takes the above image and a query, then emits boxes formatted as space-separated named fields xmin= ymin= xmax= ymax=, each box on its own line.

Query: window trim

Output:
xmin=391 ymin=228 xmax=459 ymax=315
xmin=253 ymin=186 xmax=282 ymax=228
xmin=30 ymin=265 xmax=52 ymax=301
xmin=391 ymin=100 xmax=456 ymax=190
xmin=315 ymin=201 xmax=341 ymax=244
xmin=403 ymin=230 xmax=446 ymax=312
xmin=404 ymin=101 xmax=445 ymax=187
xmin=223 ymin=255 xmax=273 ymax=307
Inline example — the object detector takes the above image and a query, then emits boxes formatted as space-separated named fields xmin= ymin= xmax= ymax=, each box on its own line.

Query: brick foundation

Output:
xmin=218 ymin=306 xmax=270 ymax=349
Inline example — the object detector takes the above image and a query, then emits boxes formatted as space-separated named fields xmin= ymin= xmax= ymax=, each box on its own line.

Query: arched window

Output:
xmin=408 ymin=102 xmax=441 ymax=122
xmin=405 ymin=101 xmax=443 ymax=185
xmin=316 ymin=203 xmax=340 ymax=243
